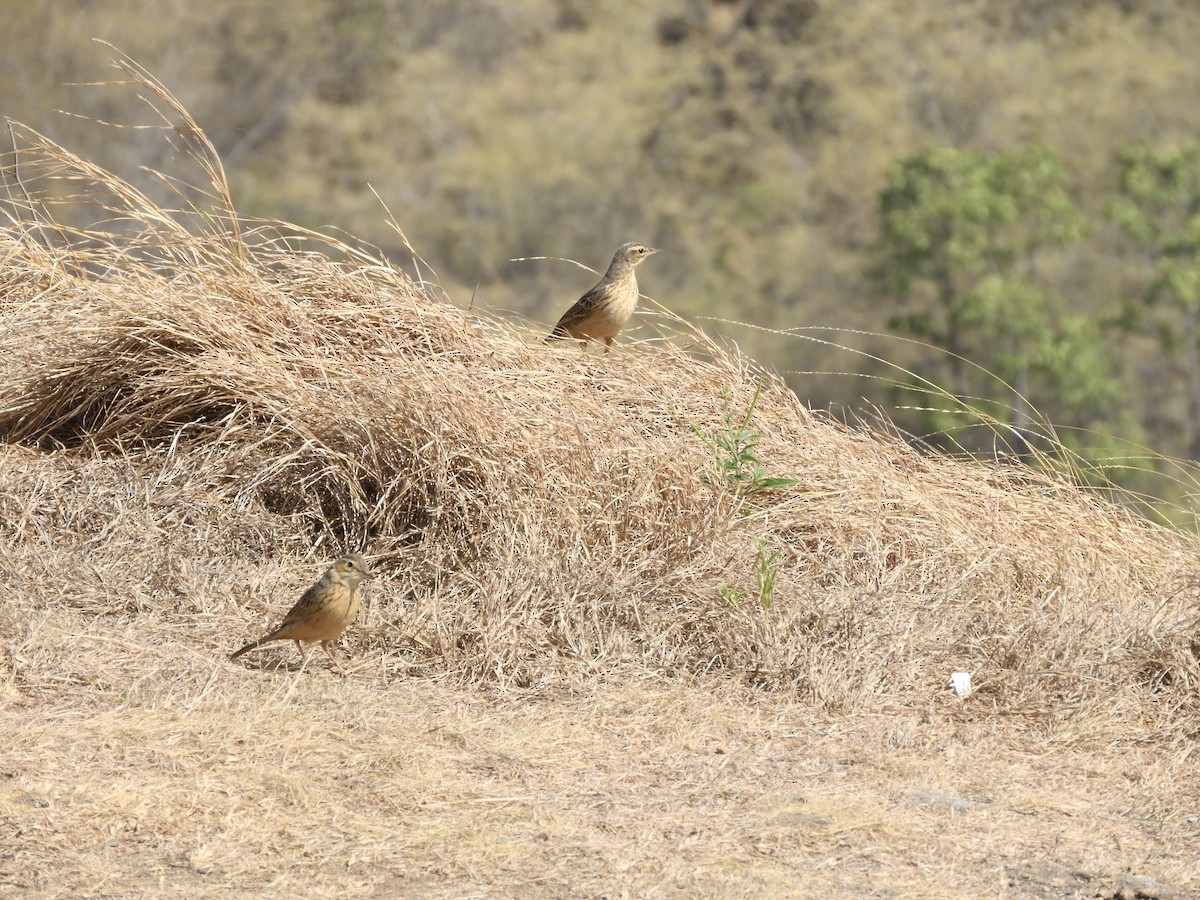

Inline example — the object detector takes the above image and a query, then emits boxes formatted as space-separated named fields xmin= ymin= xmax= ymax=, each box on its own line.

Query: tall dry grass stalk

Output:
xmin=2 ymin=53 xmax=1198 ymax=740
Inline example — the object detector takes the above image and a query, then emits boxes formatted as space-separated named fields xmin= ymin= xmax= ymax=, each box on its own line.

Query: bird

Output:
xmin=230 ymin=553 xmax=374 ymax=674
xmin=546 ymin=241 xmax=661 ymax=350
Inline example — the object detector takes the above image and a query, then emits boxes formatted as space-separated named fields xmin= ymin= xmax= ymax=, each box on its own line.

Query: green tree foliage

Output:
xmin=1111 ymin=141 xmax=1200 ymax=458
xmin=872 ymin=146 xmax=1118 ymax=452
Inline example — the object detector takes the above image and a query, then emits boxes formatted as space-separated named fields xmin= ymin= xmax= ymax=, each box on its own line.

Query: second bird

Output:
xmin=230 ymin=553 xmax=374 ymax=674
xmin=547 ymin=241 xmax=661 ymax=351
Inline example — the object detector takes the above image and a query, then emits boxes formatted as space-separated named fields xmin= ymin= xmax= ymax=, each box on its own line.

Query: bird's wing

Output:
xmin=551 ymin=282 xmax=607 ymax=335
xmin=280 ymin=580 xmax=326 ymax=627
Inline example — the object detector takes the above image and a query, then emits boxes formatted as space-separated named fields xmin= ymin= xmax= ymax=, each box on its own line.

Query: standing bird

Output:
xmin=546 ymin=241 xmax=661 ymax=350
xmin=230 ymin=553 xmax=374 ymax=674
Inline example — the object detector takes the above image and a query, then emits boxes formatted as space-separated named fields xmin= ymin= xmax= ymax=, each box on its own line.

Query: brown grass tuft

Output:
xmin=3 ymin=57 xmax=1200 ymax=897
xmin=2 ymin=59 xmax=1199 ymax=741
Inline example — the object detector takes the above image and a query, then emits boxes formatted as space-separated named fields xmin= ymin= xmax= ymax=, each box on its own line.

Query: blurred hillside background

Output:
xmin=5 ymin=0 xmax=1200 ymax=501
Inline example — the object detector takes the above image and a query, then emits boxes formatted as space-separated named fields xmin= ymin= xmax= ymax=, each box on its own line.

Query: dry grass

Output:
xmin=2 ymin=58 xmax=1199 ymax=896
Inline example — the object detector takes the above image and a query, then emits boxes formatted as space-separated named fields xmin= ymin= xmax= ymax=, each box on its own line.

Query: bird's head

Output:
xmin=605 ymin=242 xmax=661 ymax=278
xmin=618 ymin=242 xmax=661 ymax=266
xmin=333 ymin=553 xmax=375 ymax=584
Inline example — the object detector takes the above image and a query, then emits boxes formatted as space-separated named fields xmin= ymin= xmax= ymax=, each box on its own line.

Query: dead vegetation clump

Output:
xmin=1 ymin=62 xmax=1199 ymax=745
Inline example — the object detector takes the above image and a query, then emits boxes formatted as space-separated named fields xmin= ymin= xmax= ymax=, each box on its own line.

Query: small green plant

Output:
xmin=754 ymin=540 xmax=782 ymax=621
xmin=718 ymin=539 xmax=784 ymax=624
xmin=696 ymin=381 xmax=800 ymax=494
xmin=718 ymin=580 xmax=748 ymax=609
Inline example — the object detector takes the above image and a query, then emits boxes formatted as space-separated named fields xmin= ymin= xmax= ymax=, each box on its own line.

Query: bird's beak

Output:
xmin=649 ymin=247 xmax=662 ymax=255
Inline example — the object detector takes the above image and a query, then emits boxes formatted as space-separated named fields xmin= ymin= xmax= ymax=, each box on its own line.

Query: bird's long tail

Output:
xmin=230 ymin=629 xmax=283 ymax=660
xmin=230 ymin=639 xmax=265 ymax=660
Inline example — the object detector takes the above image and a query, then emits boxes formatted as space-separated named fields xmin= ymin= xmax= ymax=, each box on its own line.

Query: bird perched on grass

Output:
xmin=547 ymin=241 xmax=661 ymax=350
xmin=230 ymin=553 xmax=374 ymax=674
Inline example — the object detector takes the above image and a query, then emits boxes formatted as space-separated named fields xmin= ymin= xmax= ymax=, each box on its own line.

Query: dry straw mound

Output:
xmin=2 ymin=61 xmax=1199 ymax=740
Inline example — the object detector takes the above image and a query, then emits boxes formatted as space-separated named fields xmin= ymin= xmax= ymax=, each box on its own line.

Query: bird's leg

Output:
xmin=294 ymin=640 xmax=309 ymax=669
xmin=321 ymin=641 xmax=348 ymax=676
xmin=604 ymin=336 xmax=614 ymax=352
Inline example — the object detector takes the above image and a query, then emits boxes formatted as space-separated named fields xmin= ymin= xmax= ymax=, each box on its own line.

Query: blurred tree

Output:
xmin=1111 ymin=141 xmax=1200 ymax=459
xmin=871 ymin=145 xmax=1117 ymax=453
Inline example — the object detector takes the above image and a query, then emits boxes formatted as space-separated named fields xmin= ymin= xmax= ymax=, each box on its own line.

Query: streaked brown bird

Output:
xmin=546 ymin=241 xmax=661 ymax=350
xmin=230 ymin=553 xmax=374 ymax=674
